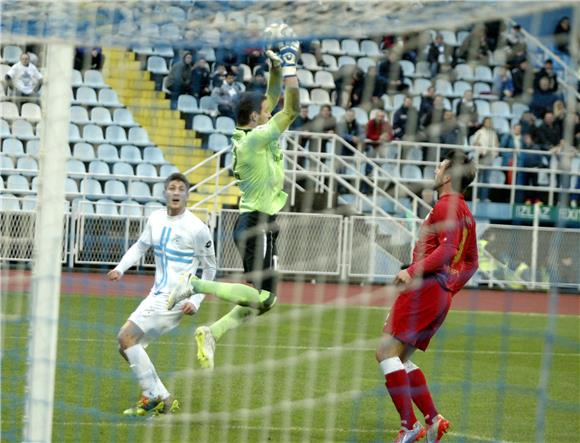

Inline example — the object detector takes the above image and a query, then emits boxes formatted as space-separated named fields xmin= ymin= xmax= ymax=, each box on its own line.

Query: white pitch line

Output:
xmin=4 ymin=335 xmax=580 ymax=357
xmin=4 ymin=420 xmax=518 ymax=442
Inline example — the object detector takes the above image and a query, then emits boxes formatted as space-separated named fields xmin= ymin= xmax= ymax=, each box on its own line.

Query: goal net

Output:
xmin=1 ymin=1 xmax=578 ymax=442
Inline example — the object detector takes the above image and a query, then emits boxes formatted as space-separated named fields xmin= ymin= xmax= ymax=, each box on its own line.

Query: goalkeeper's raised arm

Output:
xmin=266 ymin=39 xmax=301 ymax=133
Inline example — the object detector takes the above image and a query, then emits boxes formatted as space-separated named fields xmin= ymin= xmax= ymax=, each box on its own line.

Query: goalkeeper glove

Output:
xmin=278 ymin=41 xmax=300 ymax=78
xmin=265 ymin=49 xmax=282 ymax=70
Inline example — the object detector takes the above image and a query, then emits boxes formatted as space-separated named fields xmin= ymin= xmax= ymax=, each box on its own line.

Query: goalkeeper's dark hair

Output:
xmin=443 ymin=150 xmax=477 ymax=193
xmin=164 ymin=172 xmax=190 ymax=190
xmin=236 ymin=92 xmax=266 ymax=126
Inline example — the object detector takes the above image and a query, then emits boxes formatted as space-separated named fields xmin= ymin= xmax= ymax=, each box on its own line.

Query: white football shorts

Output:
xmin=128 ymin=292 xmax=204 ymax=347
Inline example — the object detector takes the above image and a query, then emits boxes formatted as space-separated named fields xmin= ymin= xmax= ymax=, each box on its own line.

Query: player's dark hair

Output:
xmin=236 ymin=92 xmax=266 ymax=126
xmin=444 ymin=151 xmax=476 ymax=193
xmin=164 ymin=172 xmax=190 ymax=190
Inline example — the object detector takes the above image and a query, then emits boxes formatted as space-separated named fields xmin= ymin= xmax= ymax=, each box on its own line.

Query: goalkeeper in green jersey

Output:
xmin=168 ymin=34 xmax=300 ymax=370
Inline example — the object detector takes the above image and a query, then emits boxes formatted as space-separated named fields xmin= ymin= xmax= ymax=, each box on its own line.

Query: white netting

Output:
xmin=0 ymin=1 xmax=572 ymax=48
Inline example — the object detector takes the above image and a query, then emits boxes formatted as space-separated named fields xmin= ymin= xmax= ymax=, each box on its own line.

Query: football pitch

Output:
xmin=2 ymin=293 xmax=579 ymax=442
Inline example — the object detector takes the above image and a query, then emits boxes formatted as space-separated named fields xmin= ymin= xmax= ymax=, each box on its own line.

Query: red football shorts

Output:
xmin=383 ymin=277 xmax=452 ymax=351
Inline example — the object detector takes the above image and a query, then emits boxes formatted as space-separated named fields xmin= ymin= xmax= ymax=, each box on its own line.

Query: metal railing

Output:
xmin=1 ymin=202 xmax=578 ymax=290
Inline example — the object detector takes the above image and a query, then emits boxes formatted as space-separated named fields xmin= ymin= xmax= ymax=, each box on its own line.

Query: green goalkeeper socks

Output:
xmin=209 ymin=306 xmax=255 ymax=341
xmin=193 ymin=280 xmax=270 ymax=306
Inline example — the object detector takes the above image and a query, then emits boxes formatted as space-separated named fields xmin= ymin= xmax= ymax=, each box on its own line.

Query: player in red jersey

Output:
xmin=376 ymin=151 xmax=479 ymax=443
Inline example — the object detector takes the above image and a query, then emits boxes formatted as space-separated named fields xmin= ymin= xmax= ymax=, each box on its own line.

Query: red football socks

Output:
xmin=407 ymin=366 xmax=438 ymax=426
xmin=381 ymin=358 xmax=418 ymax=430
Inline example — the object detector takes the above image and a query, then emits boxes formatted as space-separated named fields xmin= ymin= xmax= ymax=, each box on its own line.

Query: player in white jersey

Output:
xmin=107 ymin=172 xmax=216 ymax=416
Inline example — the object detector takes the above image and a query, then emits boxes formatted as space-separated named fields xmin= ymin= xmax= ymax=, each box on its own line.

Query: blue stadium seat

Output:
xmin=98 ymin=88 xmax=122 ymax=107
xmin=12 ymin=119 xmax=37 ymax=140
xmin=120 ymin=145 xmax=142 ymax=163
xmin=215 ymin=116 xmax=235 ymax=135
xmin=120 ymin=200 xmax=143 ymax=217
xmin=128 ymin=181 xmax=152 ymax=201
xmin=113 ymin=108 xmax=138 ymax=127
xmin=83 ymin=124 xmax=106 ymax=144
xmin=91 ymin=107 xmax=113 ymax=125
xmin=97 ymin=144 xmax=120 ymax=162
xmin=2 ymin=138 xmax=25 ymax=156
xmin=16 ymin=156 xmax=38 ymax=175
xmin=106 ymin=125 xmax=128 ymax=144
xmin=88 ymin=160 xmax=110 ymax=175
xmin=70 ymin=106 xmax=90 ymax=124
xmin=147 ymin=56 xmax=169 ymax=75
xmin=208 ymin=133 xmax=230 ymax=152
xmin=128 ymin=127 xmax=151 ymax=146
xmin=66 ymin=159 xmax=86 ymax=174
xmin=159 ymin=164 xmax=179 ymax=178
xmin=73 ymin=143 xmax=95 ymax=161
xmin=104 ymin=180 xmax=127 ymax=199
xmin=0 ymin=193 xmax=20 ymax=211
xmin=193 ymin=115 xmax=215 ymax=134
xmin=95 ymin=199 xmax=118 ymax=215
xmin=177 ymin=95 xmax=199 ymax=113
xmin=0 ymin=102 xmax=19 ymax=120
xmin=111 ymin=163 xmax=133 ymax=179
xmin=6 ymin=174 xmax=29 ymax=192
xmin=75 ymin=87 xmax=99 ymax=106
xmin=84 ymin=70 xmax=107 ymax=88
xmin=136 ymin=163 xmax=158 ymax=177
xmin=143 ymin=147 xmax=166 ymax=165
xmin=80 ymin=178 xmax=103 ymax=198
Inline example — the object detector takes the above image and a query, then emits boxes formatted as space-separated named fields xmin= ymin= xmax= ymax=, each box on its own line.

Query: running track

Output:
xmin=5 ymin=270 xmax=579 ymax=315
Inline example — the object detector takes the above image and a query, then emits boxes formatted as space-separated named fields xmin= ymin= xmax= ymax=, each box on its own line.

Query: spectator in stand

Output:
xmin=422 ymin=93 xmax=446 ymax=130
xmin=457 ymin=25 xmax=490 ymax=64
xmin=492 ymin=66 xmax=514 ymax=100
xmin=5 ymin=52 xmax=43 ymax=99
xmin=337 ymin=108 xmax=364 ymax=152
xmin=456 ymin=89 xmax=479 ymax=137
xmin=511 ymin=58 xmax=533 ymax=98
xmin=335 ymin=65 xmax=366 ymax=108
xmin=190 ymin=57 xmax=211 ymax=99
xmin=244 ymin=47 xmax=266 ymax=71
xmin=553 ymin=16 xmax=571 ymax=56
xmin=290 ymin=105 xmax=311 ymax=131
xmin=500 ymin=123 xmax=523 ymax=168
xmin=439 ymin=110 xmax=462 ymax=149
xmin=519 ymin=111 xmax=537 ymax=136
xmin=418 ymin=86 xmax=435 ymax=125
xmin=365 ymin=109 xmax=394 ymax=158
xmin=427 ymin=33 xmax=453 ymax=78
xmin=551 ymin=140 xmax=578 ymax=205
xmin=505 ymin=24 xmax=527 ymax=55
xmin=74 ymin=47 xmax=104 ymax=71
xmin=574 ymin=112 xmax=580 ymax=149
xmin=165 ymin=51 xmax=194 ymax=109
xmin=246 ymin=71 xmax=267 ymax=94
xmin=393 ymin=96 xmax=419 ymax=140
xmin=211 ymin=69 xmax=244 ymax=118
xmin=484 ymin=20 xmax=504 ymax=52
xmin=515 ymin=131 xmax=543 ymax=203
xmin=472 ymin=117 xmax=500 ymax=201
xmin=530 ymin=77 xmax=560 ymax=118
xmin=552 ymin=100 xmax=566 ymax=135
xmin=534 ymin=59 xmax=558 ymax=93
xmin=310 ymin=105 xmax=337 ymax=154
xmin=290 ymin=105 xmax=312 ymax=160
xmin=310 ymin=105 xmax=337 ymax=134
xmin=536 ymin=111 xmax=563 ymax=151
xmin=215 ymin=46 xmax=241 ymax=69
xmin=211 ymin=64 xmax=227 ymax=88
xmin=374 ymin=51 xmax=406 ymax=96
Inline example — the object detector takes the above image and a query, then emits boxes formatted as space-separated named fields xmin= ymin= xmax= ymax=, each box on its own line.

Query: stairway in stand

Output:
xmin=101 ymin=48 xmax=239 ymax=211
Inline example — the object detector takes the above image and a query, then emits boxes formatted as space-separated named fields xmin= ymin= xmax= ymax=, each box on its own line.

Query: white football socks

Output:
xmin=125 ymin=344 xmax=170 ymax=400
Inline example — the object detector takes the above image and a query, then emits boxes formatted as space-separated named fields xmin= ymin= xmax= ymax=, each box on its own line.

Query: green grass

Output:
xmin=2 ymin=293 xmax=579 ymax=442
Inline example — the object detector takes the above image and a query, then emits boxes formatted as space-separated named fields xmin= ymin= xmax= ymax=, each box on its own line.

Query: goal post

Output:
xmin=23 ymin=43 xmax=73 ymax=443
